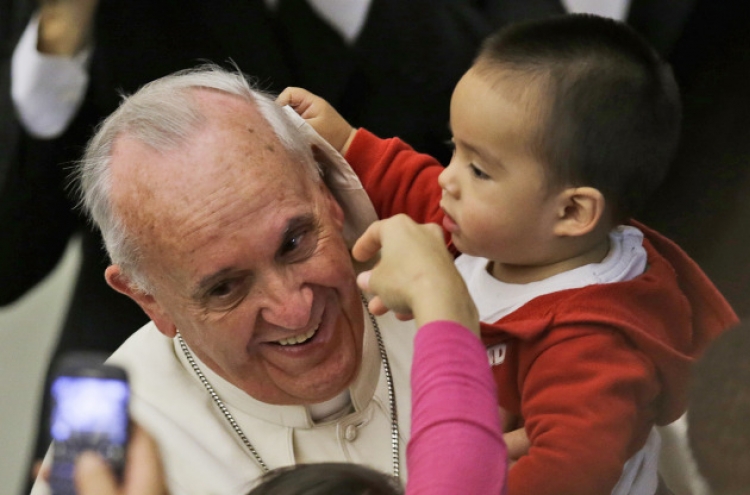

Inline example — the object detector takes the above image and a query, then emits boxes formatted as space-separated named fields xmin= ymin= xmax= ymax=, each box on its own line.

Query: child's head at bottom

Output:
xmin=441 ymin=14 xmax=681 ymax=279
xmin=247 ymin=463 xmax=403 ymax=495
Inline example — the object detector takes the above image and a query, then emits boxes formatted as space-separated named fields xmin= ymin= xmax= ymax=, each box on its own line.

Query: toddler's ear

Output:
xmin=552 ymin=187 xmax=605 ymax=237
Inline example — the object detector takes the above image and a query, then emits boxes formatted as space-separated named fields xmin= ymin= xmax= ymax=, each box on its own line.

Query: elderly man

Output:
xmin=31 ymin=66 xmax=416 ymax=494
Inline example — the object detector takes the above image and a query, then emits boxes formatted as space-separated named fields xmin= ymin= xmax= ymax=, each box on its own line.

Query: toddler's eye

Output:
xmin=469 ymin=163 xmax=490 ymax=180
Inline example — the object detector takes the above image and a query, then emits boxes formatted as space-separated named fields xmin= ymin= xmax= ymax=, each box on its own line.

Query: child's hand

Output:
xmin=276 ymin=87 xmax=357 ymax=155
xmin=352 ymin=214 xmax=479 ymax=336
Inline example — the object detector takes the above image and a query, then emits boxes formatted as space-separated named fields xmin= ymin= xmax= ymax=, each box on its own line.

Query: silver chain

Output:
xmin=176 ymin=294 xmax=400 ymax=478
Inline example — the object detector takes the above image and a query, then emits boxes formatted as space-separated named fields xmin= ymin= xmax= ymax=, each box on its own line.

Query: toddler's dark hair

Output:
xmin=247 ymin=463 xmax=404 ymax=495
xmin=476 ymin=14 xmax=681 ymax=222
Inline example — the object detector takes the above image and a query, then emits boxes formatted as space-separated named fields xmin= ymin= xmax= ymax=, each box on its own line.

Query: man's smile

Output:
xmin=274 ymin=324 xmax=320 ymax=346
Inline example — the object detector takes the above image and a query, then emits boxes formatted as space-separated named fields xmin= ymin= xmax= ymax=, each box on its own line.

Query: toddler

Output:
xmin=279 ymin=14 xmax=737 ymax=495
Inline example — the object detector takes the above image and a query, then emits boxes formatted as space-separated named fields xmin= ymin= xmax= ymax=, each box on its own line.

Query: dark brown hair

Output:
xmin=475 ymin=14 xmax=681 ymax=222
xmin=247 ymin=463 xmax=404 ymax=495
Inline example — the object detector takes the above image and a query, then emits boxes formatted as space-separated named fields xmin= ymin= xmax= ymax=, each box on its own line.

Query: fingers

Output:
xmin=73 ymin=424 xmax=167 ymax=495
xmin=33 ymin=460 xmax=47 ymax=482
xmin=74 ymin=452 xmax=119 ymax=495
xmin=276 ymin=87 xmax=312 ymax=113
xmin=503 ymin=427 xmax=530 ymax=463
xmin=275 ymin=87 xmax=355 ymax=153
xmin=275 ymin=87 xmax=323 ymax=120
xmin=38 ymin=0 xmax=100 ymax=55
xmin=123 ymin=424 xmax=167 ymax=495
xmin=352 ymin=221 xmax=384 ymax=264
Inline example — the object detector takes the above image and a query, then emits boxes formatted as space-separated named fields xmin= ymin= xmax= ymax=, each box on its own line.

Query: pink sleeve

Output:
xmin=405 ymin=321 xmax=507 ymax=495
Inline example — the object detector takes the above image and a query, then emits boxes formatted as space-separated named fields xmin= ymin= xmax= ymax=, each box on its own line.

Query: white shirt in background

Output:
xmin=11 ymin=0 xmax=373 ymax=138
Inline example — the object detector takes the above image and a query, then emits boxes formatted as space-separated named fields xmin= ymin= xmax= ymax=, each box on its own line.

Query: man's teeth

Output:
xmin=276 ymin=325 xmax=319 ymax=346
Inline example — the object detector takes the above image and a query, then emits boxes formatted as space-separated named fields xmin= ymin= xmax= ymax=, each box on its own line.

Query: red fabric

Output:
xmin=346 ymin=128 xmax=739 ymax=495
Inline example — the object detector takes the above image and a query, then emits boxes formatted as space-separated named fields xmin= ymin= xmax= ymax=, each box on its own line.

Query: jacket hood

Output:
xmin=486 ymin=220 xmax=738 ymax=424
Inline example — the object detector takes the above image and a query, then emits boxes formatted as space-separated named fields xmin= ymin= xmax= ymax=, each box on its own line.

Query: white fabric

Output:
xmin=265 ymin=0 xmax=371 ymax=44
xmin=562 ymin=0 xmax=631 ymax=20
xmin=657 ymin=415 xmax=710 ymax=495
xmin=305 ymin=0 xmax=372 ymax=44
xmin=458 ymin=225 xmax=660 ymax=495
xmin=283 ymin=105 xmax=379 ymax=248
xmin=611 ymin=428 xmax=661 ymax=495
xmin=11 ymin=13 xmax=91 ymax=138
xmin=31 ymin=308 xmax=416 ymax=495
xmin=457 ymin=225 xmax=648 ymax=324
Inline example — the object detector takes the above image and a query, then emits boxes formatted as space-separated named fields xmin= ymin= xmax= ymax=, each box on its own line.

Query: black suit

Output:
xmin=0 ymin=0 xmax=567 ymax=483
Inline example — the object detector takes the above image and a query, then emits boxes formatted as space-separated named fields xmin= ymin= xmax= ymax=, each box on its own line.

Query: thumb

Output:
xmin=75 ymin=452 xmax=120 ymax=495
xmin=356 ymin=270 xmax=372 ymax=292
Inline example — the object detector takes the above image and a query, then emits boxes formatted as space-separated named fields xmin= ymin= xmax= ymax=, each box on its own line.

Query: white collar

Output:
xmin=458 ymin=225 xmax=648 ymax=323
xmin=264 ymin=0 xmax=372 ymax=44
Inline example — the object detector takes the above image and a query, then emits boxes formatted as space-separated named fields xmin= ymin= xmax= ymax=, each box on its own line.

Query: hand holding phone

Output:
xmin=74 ymin=424 xmax=167 ymax=495
xmin=48 ymin=352 xmax=130 ymax=495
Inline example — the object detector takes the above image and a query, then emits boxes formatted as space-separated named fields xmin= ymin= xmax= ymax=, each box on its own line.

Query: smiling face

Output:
xmin=106 ymin=90 xmax=364 ymax=405
xmin=439 ymin=66 xmax=564 ymax=271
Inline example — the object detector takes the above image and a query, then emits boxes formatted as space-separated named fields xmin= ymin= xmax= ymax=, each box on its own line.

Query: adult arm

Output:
xmin=406 ymin=321 xmax=507 ymax=495
xmin=0 ymin=1 xmax=98 ymax=305
xmin=353 ymin=215 xmax=507 ymax=494
xmin=12 ymin=9 xmax=93 ymax=138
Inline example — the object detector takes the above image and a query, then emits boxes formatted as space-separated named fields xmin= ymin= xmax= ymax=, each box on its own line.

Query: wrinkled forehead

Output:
xmin=108 ymin=96 xmax=319 ymax=249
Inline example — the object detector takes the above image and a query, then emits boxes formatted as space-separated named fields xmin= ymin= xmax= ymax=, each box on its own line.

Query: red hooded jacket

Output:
xmin=346 ymin=128 xmax=738 ymax=495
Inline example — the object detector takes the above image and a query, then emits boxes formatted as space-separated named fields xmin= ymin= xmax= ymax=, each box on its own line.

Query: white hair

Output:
xmin=75 ymin=64 xmax=320 ymax=292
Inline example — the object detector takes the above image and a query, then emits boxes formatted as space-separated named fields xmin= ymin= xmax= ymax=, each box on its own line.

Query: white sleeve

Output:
xmin=11 ymin=13 xmax=92 ymax=139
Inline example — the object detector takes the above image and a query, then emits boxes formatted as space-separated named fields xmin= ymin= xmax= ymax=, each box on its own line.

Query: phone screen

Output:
xmin=48 ymin=355 xmax=129 ymax=495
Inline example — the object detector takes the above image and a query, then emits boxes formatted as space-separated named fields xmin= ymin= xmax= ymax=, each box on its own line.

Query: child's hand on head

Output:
xmin=276 ymin=87 xmax=357 ymax=155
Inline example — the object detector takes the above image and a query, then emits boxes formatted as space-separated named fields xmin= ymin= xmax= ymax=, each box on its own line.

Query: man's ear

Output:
xmin=105 ymin=265 xmax=178 ymax=338
xmin=552 ymin=187 xmax=605 ymax=237
xmin=318 ymin=180 xmax=345 ymax=230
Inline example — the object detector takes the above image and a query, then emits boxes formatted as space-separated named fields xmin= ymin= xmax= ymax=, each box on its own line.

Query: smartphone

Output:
xmin=47 ymin=352 xmax=130 ymax=495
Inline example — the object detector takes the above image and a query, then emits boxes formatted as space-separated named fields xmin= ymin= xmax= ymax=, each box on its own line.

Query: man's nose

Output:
xmin=259 ymin=274 xmax=314 ymax=330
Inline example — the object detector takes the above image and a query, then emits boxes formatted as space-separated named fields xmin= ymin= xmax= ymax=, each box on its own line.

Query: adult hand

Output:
xmin=352 ymin=214 xmax=479 ymax=336
xmin=74 ymin=424 xmax=167 ymax=495
xmin=276 ymin=87 xmax=357 ymax=155
xmin=504 ymin=427 xmax=530 ymax=469
xmin=38 ymin=0 xmax=99 ymax=56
